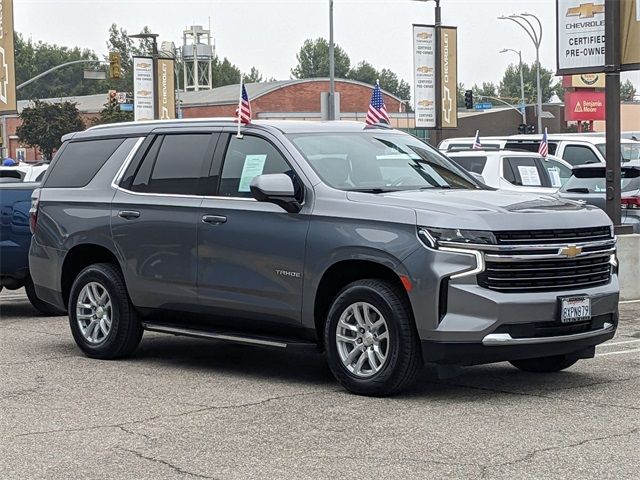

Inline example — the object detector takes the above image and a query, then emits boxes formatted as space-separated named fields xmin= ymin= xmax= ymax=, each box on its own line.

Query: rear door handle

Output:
xmin=202 ymin=215 xmax=227 ymax=225
xmin=118 ymin=210 xmax=140 ymax=220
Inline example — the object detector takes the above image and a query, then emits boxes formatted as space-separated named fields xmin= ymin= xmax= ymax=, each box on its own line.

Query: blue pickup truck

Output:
xmin=0 ymin=181 xmax=64 ymax=314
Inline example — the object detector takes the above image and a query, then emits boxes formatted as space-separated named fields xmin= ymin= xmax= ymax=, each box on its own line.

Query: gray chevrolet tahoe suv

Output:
xmin=29 ymin=120 xmax=619 ymax=396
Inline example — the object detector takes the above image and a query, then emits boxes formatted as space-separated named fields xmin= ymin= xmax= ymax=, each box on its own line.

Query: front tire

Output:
xmin=68 ymin=263 xmax=142 ymax=359
xmin=324 ymin=279 xmax=422 ymax=396
xmin=510 ymin=355 xmax=579 ymax=373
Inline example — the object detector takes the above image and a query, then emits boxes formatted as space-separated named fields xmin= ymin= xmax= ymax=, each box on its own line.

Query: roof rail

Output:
xmin=86 ymin=117 xmax=237 ymax=131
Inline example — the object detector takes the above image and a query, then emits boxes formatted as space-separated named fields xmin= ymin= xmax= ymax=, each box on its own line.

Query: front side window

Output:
xmin=542 ymin=158 xmax=572 ymax=187
xmin=130 ymin=134 xmax=213 ymax=195
xmin=596 ymin=143 xmax=640 ymax=162
xmin=288 ymin=132 xmax=476 ymax=191
xmin=218 ymin=135 xmax=297 ymax=198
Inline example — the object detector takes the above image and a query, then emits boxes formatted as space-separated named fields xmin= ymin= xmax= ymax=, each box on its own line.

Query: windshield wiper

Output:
xmin=347 ymin=188 xmax=400 ymax=194
xmin=418 ymin=184 xmax=451 ymax=190
xmin=564 ymin=188 xmax=591 ymax=194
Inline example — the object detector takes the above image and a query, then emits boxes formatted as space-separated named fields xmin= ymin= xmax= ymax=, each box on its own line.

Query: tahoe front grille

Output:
xmin=478 ymin=254 xmax=612 ymax=292
xmin=494 ymin=226 xmax=612 ymax=245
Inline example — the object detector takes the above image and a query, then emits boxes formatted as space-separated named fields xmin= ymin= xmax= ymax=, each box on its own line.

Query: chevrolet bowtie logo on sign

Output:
xmin=566 ymin=2 xmax=605 ymax=18
xmin=560 ymin=245 xmax=583 ymax=258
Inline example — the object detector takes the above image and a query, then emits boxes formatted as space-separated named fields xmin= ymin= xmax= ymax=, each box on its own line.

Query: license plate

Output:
xmin=559 ymin=295 xmax=591 ymax=323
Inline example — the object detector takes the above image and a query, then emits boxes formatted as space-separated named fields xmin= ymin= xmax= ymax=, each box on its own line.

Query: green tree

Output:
xmin=348 ymin=61 xmax=378 ymax=86
xmin=499 ymin=62 xmax=558 ymax=103
xmin=17 ymin=100 xmax=85 ymax=160
xmin=92 ymin=101 xmax=134 ymax=126
xmin=291 ymin=38 xmax=351 ymax=79
xmin=472 ymin=82 xmax=498 ymax=98
xmin=106 ymin=24 xmax=157 ymax=93
xmin=348 ymin=62 xmax=411 ymax=103
xmin=213 ymin=57 xmax=242 ymax=87
xmin=621 ymin=79 xmax=637 ymax=102
xmin=244 ymin=67 xmax=264 ymax=83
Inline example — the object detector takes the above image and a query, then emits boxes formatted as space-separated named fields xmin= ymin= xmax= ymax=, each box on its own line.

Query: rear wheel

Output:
xmin=24 ymin=275 xmax=66 ymax=316
xmin=324 ymin=279 xmax=422 ymax=396
xmin=68 ymin=263 xmax=142 ymax=359
xmin=510 ymin=355 xmax=579 ymax=373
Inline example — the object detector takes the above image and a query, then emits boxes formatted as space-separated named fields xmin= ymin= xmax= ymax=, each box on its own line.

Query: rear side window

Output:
xmin=562 ymin=145 xmax=600 ymax=166
xmin=130 ymin=134 xmax=213 ymax=195
xmin=502 ymin=157 xmax=549 ymax=187
xmin=451 ymin=156 xmax=487 ymax=174
xmin=44 ymin=138 xmax=125 ymax=188
xmin=561 ymin=168 xmax=640 ymax=193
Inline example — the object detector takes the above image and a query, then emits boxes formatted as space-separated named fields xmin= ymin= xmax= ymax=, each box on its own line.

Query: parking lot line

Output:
xmin=596 ymin=348 xmax=640 ymax=357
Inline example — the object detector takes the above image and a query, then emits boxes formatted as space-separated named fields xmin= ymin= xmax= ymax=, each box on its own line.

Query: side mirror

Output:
xmin=250 ymin=174 xmax=301 ymax=213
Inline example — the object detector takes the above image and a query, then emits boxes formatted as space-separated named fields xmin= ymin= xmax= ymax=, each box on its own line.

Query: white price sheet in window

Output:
xmin=517 ymin=165 xmax=542 ymax=186
xmin=238 ymin=154 xmax=267 ymax=192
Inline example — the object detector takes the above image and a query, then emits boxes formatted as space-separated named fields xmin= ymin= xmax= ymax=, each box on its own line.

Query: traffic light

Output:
xmin=109 ymin=52 xmax=122 ymax=80
xmin=464 ymin=90 xmax=473 ymax=110
xmin=518 ymin=124 xmax=526 ymax=134
xmin=108 ymin=90 xmax=118 ymax=109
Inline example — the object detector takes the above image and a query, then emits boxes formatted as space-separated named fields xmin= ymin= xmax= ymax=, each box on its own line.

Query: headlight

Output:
xmin=419 ymin=227 xmax=496 ymax=248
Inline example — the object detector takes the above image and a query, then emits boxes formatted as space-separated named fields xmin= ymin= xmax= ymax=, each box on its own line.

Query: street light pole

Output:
xmin=498 ymin=13 xmax=543 ymax=134
xmin=500 ymin=48 xmax=526 ymax=124
xmin=328 ymin=0 xmax=336 ymax=121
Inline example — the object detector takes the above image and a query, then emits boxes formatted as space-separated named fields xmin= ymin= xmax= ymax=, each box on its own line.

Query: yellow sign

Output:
xmin=621 ymin=0 xmax=640 ymax=70
xmin=571 ymin=73 xmax=605 ymax=88
xmin=156 ymin=58 xmax=176 ymax=120
xmin=566 ymin=2 xmax=605 ymax=18
xmin=440 ymin=27 xmax=458 ymax=129
xmin=0 ymin=0 xmax=16 ymax=114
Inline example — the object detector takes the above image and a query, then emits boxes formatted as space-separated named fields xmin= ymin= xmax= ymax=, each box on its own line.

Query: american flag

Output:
xmin=538 ymin=128 xmax=548 ymax=157
xmin=472 ymin=130 xmax=482 ymax=150
xmin=235 ymin=82 xmax=252 ymax=125
xmin=366 ymin=81 xmax=390 ymax=125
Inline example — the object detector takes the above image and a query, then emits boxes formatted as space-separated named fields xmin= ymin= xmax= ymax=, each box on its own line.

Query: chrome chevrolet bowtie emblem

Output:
xmin=566 ymin=3 xmax=605 ymax=19
xmin=560 ymin=245 xmax=583 ymax=258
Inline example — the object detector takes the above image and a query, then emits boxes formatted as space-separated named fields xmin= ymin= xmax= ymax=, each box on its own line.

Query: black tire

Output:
xmin=68 ymin=263 xmax=142 ymax=359
xmin=24 ymin=275 xmax=66 ymax=316
xmin=324 ymin=279 xmax=422 ymax=396
xmin=510 ymin=355 xmax=579 ymax=373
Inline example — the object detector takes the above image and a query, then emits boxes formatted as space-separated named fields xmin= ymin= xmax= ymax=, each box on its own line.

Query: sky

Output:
xmin=14 ymin=0 xmax=640 ymax=92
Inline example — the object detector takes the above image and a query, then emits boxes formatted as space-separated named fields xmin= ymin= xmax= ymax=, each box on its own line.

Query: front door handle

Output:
xmin=118 ymin=210 xmax=140 ymax=220
xmin=202 ymin=215 xmax=227 ymax=225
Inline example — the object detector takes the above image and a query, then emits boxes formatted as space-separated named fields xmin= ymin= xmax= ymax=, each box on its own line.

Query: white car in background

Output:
xmin=446 ymin=150 xmax=572 ymax=194
xmin=439 ymin=134 xmax=640 ymax=167
xmin=0 ymin=163 xmax=48 ymax=182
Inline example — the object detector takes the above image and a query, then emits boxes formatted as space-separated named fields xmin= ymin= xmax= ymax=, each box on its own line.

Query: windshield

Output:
xmin=287 ymin=132 xmax=477 ymax=191
xmin=596 ymin=143 xmax=640 ymax=162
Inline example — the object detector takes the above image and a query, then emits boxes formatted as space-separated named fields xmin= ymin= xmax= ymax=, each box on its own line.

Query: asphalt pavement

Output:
xmin=1 ymin=287 xmax=639 ymax=479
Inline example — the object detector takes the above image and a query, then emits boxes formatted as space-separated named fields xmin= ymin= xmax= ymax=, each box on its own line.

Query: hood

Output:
xmin=347 ymin=188 xmax=612 ymax=231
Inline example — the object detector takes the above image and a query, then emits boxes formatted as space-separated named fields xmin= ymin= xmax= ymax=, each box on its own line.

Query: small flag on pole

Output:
xmin=472 ymin=130 xmax=482 ymax=150
xmin=235 ymin=78 xmax=252 ymax=128
xmin=366 ymin=80 xmax=390 ymax=125
xmin=538 ymin=127 xmax=549 ymax=157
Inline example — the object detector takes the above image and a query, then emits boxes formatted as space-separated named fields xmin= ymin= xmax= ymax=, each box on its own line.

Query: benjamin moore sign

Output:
xmin=413 ymin=25 xmax=436 ymax=128
xmin=133 ymin=56 xmax=155 ymax=121
xmin=156 ymin=58 xmax=176 ymax=120
xmin=0 ymin=0 xmax=16 ymax=114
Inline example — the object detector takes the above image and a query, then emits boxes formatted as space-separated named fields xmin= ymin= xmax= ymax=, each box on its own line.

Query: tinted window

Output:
xmin=218 ymin=135 xmax=295 ymax=198
xmin=562 ymin=145 xmax=600 ymax=166
xmin=131 ymin=134 xmax=212 ymax=195
xmin=289 ymin=132 xmax=476 ymax=191
xmin=44 ymin=138 xmax=125 ymax=188
xmin=0 ymin=170 xmax=23 ymax=180
xmin=504 ymin=141 xmax=558 ymax=155
xmin=451 ymin=156 xmax=487 ymax=174
xmin=502 ymin=157 xmax=549 ymax=187
xmin=561 ymin=169 xmax=640 ymax=194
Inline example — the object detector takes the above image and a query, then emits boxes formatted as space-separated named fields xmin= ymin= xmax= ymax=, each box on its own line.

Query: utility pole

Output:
xmin=500 ymin=48 xmax=527 ymax=124
xmin=604 ymin=0 xmax=623 ymax=231
xmin=328 ymin=0 xmax=336 ymax=121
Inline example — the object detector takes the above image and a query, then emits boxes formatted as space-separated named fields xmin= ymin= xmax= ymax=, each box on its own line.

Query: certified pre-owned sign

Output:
xmin=556 ymin=0 xmax=606 ymax=74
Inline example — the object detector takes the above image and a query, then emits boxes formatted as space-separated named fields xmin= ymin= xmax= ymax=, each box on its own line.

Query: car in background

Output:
xmin=0 ymin=163 xmax=49 ymax=183
xmin=446 ymin=150 xmax=572 ymax=194
xmin=557 ymin=164 xmax=640 ymax=233
xmin=439 ymin=134 xmax=640 ymax=167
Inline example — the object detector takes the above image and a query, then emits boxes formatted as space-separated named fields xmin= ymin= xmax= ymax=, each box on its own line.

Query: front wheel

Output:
xmin=324 ymin=279 xmax=422 ymax=396
xmin=68 ymin=263 xmax=142 ymax=359
xmin=510 ymin=355 xmax=579 ymax=373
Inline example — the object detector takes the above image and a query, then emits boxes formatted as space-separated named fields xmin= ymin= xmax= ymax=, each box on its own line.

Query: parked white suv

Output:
xmin=447 ymin=150 xmax=572 ymax=194
xmin=439 ymin=134 xmax=640 ymax=167
xmin=0 ymin=163 xmax=48 ymax=182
